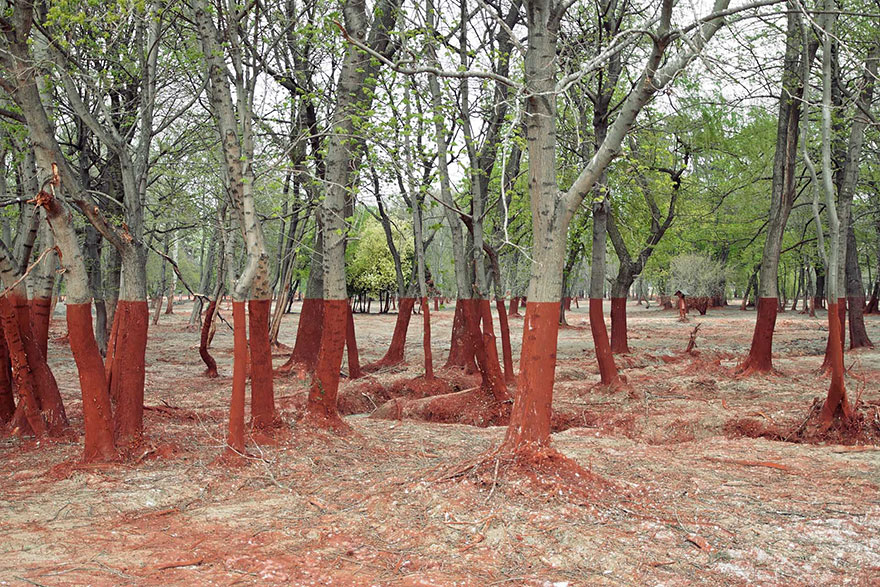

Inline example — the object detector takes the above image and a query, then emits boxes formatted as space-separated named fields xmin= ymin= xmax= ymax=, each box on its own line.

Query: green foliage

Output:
xmin=346 ymin=215 xmax=413 ymax=297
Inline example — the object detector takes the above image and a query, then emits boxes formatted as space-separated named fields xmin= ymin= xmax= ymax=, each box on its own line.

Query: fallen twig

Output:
xmin=152 ymin=557 xmax=204 ymax=571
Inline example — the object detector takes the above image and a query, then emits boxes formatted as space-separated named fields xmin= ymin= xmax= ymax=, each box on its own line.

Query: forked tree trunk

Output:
xmin=195 ymin=0 xmax=277 ymax=452
xmin=4 ymin=10 xmax=150 ymax=451
xmin=0 ymin=243 xmax=67 ymax=436
xmin=503 ymin=0 xmax=730 ymax=453
xmin=38 ymin=187 xmax=117 ymax=462
xmin=590 ymin=199 xmax=622 ymax=386
xmin=200 ymin=300 xmax=220 ymax=378
xmin=30 ymin=218 xmax=55 ymax=358
xmin=305 ymin=0 xmax=400 ymax=429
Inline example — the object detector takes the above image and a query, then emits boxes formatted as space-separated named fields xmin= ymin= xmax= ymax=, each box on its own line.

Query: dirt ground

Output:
xmin=1 ymin=299 xmax=879 ymax=586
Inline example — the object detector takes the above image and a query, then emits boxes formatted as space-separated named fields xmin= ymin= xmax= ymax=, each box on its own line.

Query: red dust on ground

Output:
xmin=1 ymin=299 xmax=879 ymax=584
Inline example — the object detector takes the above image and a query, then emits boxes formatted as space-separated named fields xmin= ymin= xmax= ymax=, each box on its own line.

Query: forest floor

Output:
xmin=1 ymin=300 xmax=879 ymax=586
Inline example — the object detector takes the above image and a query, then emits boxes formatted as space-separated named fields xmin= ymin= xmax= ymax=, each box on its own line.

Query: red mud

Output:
xmin=2 ymin=299 xmax=879 ymax=585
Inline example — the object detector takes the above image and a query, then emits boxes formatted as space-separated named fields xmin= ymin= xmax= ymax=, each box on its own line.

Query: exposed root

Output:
xmin=734 ymin=362 xmax=782 ymax=378
xmin=297 ymin=408 xmax=354 ymax=436
xmin=725 ymin=398 xmax=880 ymax=446
xmin=371 ymin=387 xmax=511 ymax=428
xmin=274 ymin=361 xmax=311 ymax=380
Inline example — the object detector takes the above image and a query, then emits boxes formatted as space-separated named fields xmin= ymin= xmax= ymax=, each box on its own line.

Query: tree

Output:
xmin=738 ymin=2 xmax=815 ymax=375
xmin=194 ymin=0 xmax=278 ymax=453
xmin=305 ymin=0 xmax=401 ymax=429
xmin=503 ymin=0 xmax=736 ymax=453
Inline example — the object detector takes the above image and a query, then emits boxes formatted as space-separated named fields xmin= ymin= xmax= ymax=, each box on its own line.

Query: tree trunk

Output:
xmin=363 ymin=297 xmax=415 ymax=371
xmin=152 ymin=231 xmax=169 ymax=326
xmin=38 ymin=189 xmax=117 ymax=461
xmin=305 ymin=0 xmax=400 ymax=430
xmin=345 ymin=304 xmax=362 ymax=379
xmin=740 ymin=7 xmax=810 ymax=375
xmin=503 ymin=0 xmax=731 ymax=452
xmin=30 ymin=217 xmax=55 ymax=358
xmin=278 ymin=229 xmax=323 ymax=374
xmin=195 ymin=0 xmax=277 ymax=447
xmin=590 ymin=199 xmax=622 ymax=386
xmin=845 ymin=223 xmax=872 ymax=348
xmin=189 ymin=221 xmax=218 ymax=326
xmin=165 ymin=236 xmax=178 ymax=314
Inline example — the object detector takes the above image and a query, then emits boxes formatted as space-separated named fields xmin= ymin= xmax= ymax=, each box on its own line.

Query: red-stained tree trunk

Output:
xmin=248 ymin=299 xmax=277 ymax=428
xmin=303 ymin=0 xmax=400 ymax=429
xmin=346 ymin=304 xmax=362 ymax=379
xmin=609 ymin=297 xmax=628 ymax=354
xmin=107 ymin=299 xmax=149 ymax=447
xmin=820 ymin=300 xmax=852 ymax=424
xmin=38 ymin=187 xmax=117 ymax=461
xmin=0 ymin=246 xmax=67 ymax=436
xmin=306 ymin=299 xmax=348 ymax=428
xmin=814 ymin=10 xmax=875 ymax=425
xmin=739 ymin=8 xmax=812 ymax=375
xmin=0 ymin=296 xmax=46 ymax=437
xmin=590 ymin=298 xmax=621 ymax=386
xmin=0 ymin=333 xmax=13 ymax=424
xmin=228 ymin=301 xmax=247 ymax=453
xmin=277 ymin=233 xmax=324 ymax=375
xmin=741 ymin=297 xmax=778 ymax=374
xmin=845 ymin=224 xmax=872 ymax=349
xmin=865 ymin=279 xmax=879 ymax=314
xmin=474 ymin=299 xmax=508 ymax=402
xmin=197 ymin=0 xmax=279 ymax=451
xmin=445 ymin=300 xmax=477 ymax=371
xmin=502 ymin=0 xmax=730 ymax=454
xmin=364 ymin=297 xmax=415 ymax=371
xmin=496 ymin=299 xmax=514 ymax=383
xmin=200 ymin=300 xmax=219 ymax=378
xmin=421 ymin=297 xmax=434 ymax=379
